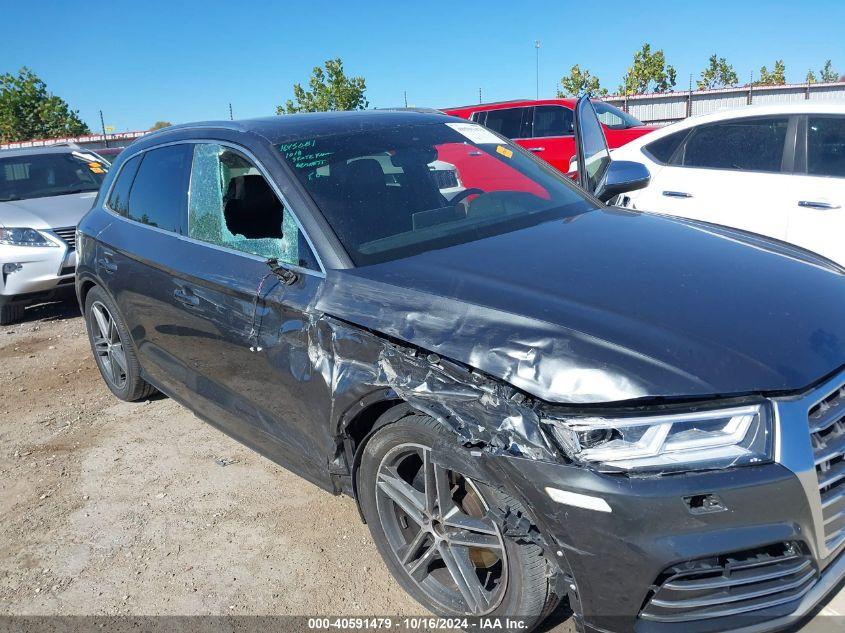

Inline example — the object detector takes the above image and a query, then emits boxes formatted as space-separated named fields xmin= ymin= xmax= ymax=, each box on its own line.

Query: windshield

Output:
xmin=0 ymin=152 xmax=108 ymax=202
xmin=279 ymin=122 xmax=597 ymax=266
xmin=592 ymin=101 xmax=644 ymax=130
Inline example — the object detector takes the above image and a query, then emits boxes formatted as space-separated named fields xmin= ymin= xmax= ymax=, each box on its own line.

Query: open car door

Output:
xmin=573 ymin=96 xmax=651 ymax=203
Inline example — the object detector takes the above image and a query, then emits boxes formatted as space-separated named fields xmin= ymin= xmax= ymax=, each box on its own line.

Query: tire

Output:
xmin=84 ymin=286 xmax=156 ymax=401
xmin=0 ymin=303 xmax=25 ymax=326
xmin=358 ymin=410 xmax=558 ymax=629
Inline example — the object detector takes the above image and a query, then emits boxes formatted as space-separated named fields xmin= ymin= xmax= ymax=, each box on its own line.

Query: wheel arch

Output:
xmin=342 ymin=395 xmax=418 ymax=512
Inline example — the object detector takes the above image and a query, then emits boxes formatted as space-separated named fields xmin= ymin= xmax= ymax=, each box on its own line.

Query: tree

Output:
xmin=820 ymin=60 xmax=838 ymax=83
xmin=807 ymin=70 xmax=817 ymax=84
xmin=0 ymin=67 xmax=89 ymax=143
xmin=618 ymin=43 xmax=677 ymax=94
xmin=697 ymin=54 xmax=739 ymax=89
xmin=557 ymin=64 xmax=607 ymax=97
xmin=756 ymin=60 xmax=786 ymax=86
xmin=278 ymin=58 xmax=368 ymax=114
xmin=149 ymin=121 xmax=172 ymax=131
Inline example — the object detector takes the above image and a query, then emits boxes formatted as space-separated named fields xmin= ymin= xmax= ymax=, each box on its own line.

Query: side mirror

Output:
xmin=595 ymin=160 xmax=650 ymax=203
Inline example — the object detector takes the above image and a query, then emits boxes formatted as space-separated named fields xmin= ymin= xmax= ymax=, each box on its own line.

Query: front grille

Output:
xmin=639 ymin=542 xmax=817 ymax=623
xmin=809 ymin=384 xmax=845 ymax=553
xmin=52 ymin=226 xmax=76 ymax=250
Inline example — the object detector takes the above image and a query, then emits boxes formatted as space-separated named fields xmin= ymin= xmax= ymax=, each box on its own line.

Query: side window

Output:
xmin=188 ymin=143 xmax=319 ymax=270
xmin=484 ymin=107 xmax=529 ymax=139
xmin=643 ymin=130 xmax=689 ymax=164
xmin=808 ymin=117 xmax=845 ymax=178
xmin=126 ymin=144 xmax=192 ymax=232
xmin=469 ymin=111 xmax=487 ymax=126
xmin=532 ymin=105 xmax=574 ymax=137
xmin=106 ymin=154 xmax=142 ymax=216
xmin=681 ymin=117 xmax=789 ymax=172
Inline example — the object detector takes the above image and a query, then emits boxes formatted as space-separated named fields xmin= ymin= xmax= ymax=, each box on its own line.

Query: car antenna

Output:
xmin=247 ymin=258 xmax=299 ymax=352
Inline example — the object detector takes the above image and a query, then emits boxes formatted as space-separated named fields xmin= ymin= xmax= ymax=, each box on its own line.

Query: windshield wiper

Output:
xmin=43 ymin=188 xmax=99 ymax=197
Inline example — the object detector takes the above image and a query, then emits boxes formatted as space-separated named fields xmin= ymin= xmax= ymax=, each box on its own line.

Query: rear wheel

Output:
xmin=84 ymin=286 xmax=156 ymax=401
xmin=358 ymin=411 xmax=557 ymax=627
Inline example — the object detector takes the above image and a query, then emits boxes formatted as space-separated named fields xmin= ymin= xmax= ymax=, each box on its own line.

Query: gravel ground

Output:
xmin=1 ymin=300 xmax=843 ymax=632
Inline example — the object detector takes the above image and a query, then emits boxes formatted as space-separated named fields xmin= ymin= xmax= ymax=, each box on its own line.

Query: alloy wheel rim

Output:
xmin=90 ymin=301 xmax=128 ymax=390
xmin=375 ymin=442 xmax=508 ymax=615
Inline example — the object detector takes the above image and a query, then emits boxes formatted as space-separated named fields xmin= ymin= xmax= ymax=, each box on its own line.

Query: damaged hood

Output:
xmin=317 ymin=208 xmax=845 ymax=405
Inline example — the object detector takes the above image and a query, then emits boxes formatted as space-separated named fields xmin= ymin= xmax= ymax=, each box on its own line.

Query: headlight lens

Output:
xmin=0 ymin=227 xmax=58 ymax=247
xmin=543 ymin=404 xmax=771 ymax=472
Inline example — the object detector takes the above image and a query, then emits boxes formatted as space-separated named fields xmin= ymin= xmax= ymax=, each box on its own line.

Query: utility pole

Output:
xmin=687 ymin=73 xmax=693 ymax=118
xmin=229 ymin=103 xmax=234 ymax=120
xmin=403 ymin=91 xmax=408 ymax=108
xmin=748 ymin=71 xmax=753 ymax=105
xmin=99 ymin=110 xmax=109 ymax=148
xmin=535 ymin=40 xmax=541 ymax=99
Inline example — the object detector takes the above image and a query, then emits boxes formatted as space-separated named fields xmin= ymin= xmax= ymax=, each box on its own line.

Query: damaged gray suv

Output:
xmin=76 ymin=98 xmax=845 ymax=632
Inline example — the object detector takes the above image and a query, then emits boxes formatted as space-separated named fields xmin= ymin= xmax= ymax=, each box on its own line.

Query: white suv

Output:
xmin=0 ymin=145 xmax=108 ymax=324
xmin=611 ymin=103 xmax=845 ymax=266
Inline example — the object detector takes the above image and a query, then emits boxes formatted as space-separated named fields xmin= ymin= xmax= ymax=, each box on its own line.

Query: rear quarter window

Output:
xmin=106 ymin=155 xmax=142 ymax=216
xmin=643 ymin=130 xmax=689 ymax=164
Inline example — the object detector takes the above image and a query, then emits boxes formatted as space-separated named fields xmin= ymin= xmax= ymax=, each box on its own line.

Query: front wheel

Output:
xmin=357 ymin=411 xmax=558 ymax=627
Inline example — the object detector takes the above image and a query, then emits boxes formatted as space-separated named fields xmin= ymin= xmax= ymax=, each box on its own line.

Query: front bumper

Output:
xmin=475 ymin=370 xmax=845 ymax=633
xmin=0 ymin=240 xmax=76 ymax=305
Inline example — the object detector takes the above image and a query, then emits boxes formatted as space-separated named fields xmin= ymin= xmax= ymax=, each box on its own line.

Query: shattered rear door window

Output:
xmin=188 ymin=143 xmax=317 ymax=269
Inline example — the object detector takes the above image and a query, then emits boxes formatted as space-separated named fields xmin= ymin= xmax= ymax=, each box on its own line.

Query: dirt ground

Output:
xmin=0 ymin=301 xmax=843 ymax=632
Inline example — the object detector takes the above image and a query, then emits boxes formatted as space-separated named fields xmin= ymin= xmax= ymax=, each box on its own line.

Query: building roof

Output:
xmin=0 ymin=144 xmax=90 ymax=158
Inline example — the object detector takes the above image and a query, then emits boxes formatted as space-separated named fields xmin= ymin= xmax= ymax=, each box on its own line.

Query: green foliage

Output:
xmin=149 ymin=121 xmax=172 ymax=131
xmin=0 ymin=67 xmax=89 ymax=143
xmin=756 ymin=60 xmax=786 ymax=86
xmin=697 ymin=54 xmax=739 ymax=90
xmin=278 ymin=58 xmax=368 ymax=114
xmin=618 ymin=44 xmax=677 ymax=94
xmin=820 ymin=60 xmax=838 ymax=83
xmin=557 ymin=64 xmax=607 ymax=97
xmin=807 ymin=70 xmax=817 ymax=84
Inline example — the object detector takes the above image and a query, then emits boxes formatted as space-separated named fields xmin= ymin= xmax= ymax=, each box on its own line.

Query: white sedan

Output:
xmin=611 ymin=103 xmax=845 ymax=265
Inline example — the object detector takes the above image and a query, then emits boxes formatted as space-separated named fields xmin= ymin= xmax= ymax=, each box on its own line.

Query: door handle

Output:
xmin=173 ymin=288 xmax=199 ymax=307
xmin=527 ymin=147 xmax=545 ymax=152
xmin=663 ymin=191 xmax=693 ymax=199
xmin=798 ymin=200 xmax=841 ymax=210
xmin=97 ymin=258 xmax=117 ymax=273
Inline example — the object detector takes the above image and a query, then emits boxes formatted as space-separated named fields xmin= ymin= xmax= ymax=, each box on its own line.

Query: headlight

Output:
xmin=543 ymin=404 xmax=771 ymax=473
xmin=0 ymin=227 xmax=58 ymax=247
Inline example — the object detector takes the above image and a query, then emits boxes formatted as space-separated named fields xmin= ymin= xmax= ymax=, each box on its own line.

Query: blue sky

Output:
xmin=1 ymin=0 xmax=842 ymax=132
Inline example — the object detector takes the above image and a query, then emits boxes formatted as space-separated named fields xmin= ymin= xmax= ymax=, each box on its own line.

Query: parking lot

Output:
xmin=0 ymin=302 xmax=445 ymax=620
xmin=2 ymin=302 xmax=845 ymax=630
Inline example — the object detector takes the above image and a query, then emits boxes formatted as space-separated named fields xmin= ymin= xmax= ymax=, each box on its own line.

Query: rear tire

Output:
xmin=84 ymin=286 xmax=156 ymax=401
xmin=0 ymin=303 xmax=25 ymax=326
xmin=357 ymin=410 xmax=558 ymax=629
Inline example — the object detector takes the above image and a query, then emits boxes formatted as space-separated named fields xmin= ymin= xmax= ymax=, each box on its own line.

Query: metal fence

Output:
xmin=0 ymin=130 xmax=147 ymax=151
xmin=604 ymin=81 xmax=845 ymax=125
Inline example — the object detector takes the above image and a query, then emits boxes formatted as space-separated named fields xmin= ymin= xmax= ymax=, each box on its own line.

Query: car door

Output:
xmin=785 ymin=115 xmax=845 ymax=265
xmin=520 ymin=105 xmax=576 ymax=172
xmin=161 ymin=141 xmax=331 ymax=488
xmin=96 ymin=144 xmax=198 ymax=398
xmin=632 ymin=116 xmax=796 ymax=242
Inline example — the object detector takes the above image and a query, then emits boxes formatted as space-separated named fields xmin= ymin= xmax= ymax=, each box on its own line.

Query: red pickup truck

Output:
xmin=442 ymin=98 xmax=657 ymax=173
